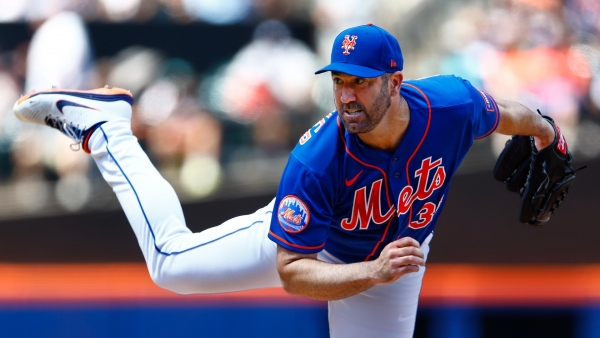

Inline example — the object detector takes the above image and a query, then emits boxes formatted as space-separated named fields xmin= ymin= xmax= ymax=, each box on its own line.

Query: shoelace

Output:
xmin=44 ymin=116 xmax=86 ymax=151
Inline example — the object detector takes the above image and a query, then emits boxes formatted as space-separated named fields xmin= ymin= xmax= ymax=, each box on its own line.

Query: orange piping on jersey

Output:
xmin=474 ymin=96 xmax=500 ymax=140
xmin=400 ymin=83 xmax=432 ymax=226
xmin=336 ymin=117 xmax=396 ymax=261
xmin=16 ymin=87 xmax=133 ymax=105
xmin=336 ymin=118 xmax=393 ymax=208
xmin=364 ymin=216 xmax=395 ymax=261
xmin=268 ymin=231 xmax=325 ymax=251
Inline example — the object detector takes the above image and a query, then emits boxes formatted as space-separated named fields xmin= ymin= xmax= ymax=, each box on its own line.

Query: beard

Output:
xmin=339 ymin=82 xmax=391 ymax=134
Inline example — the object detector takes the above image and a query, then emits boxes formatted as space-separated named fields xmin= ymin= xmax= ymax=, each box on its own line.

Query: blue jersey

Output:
xmin=268 ymin=75 xmax=499 ymax=263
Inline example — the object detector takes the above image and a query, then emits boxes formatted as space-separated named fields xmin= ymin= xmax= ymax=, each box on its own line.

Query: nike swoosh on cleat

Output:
xmin=56 ymin=100 xmax=99 ymax=114
xmin=345 ymin=170 xmax=363 ymax=187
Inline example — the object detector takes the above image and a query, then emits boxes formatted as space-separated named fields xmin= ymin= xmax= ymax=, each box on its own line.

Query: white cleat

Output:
xmin=13 ymin=87 xmax=134 ymax=153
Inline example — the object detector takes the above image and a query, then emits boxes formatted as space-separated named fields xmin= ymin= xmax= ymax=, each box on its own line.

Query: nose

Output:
xmin=340 ymin=86 xmax=356 ymax=104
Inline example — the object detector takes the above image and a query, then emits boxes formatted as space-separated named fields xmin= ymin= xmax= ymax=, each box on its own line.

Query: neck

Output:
xmin=357 ymin=95 xmax=410 ymax=152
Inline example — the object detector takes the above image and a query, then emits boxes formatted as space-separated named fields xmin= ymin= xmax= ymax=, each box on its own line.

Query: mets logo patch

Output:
xmin=278 ymin=196 xmax=310 ymax=233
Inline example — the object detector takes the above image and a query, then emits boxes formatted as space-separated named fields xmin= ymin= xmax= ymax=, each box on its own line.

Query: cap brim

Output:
xmin=314 ymin=63 xmax=385 ymax=78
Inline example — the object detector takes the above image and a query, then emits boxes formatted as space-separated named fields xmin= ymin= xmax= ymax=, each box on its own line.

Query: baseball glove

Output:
xmin=493 ymin=114 xmax=584 ymax=226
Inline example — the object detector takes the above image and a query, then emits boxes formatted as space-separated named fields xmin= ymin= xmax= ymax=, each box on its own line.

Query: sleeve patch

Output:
xmin=477 ymin=89 xmax=496 ymax=112
xmin=278 ymin=196 xmax=311 ymax=233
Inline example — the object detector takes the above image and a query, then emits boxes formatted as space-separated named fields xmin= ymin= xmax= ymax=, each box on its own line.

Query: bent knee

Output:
xmin=149 ymin=269 xmax=198 ymax=295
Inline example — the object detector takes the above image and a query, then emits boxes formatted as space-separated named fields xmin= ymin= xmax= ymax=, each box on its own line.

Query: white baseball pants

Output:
xmin=88 ymin=119 xmax=431 ymax=338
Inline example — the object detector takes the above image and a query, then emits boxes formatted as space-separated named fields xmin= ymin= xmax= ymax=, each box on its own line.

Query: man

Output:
xmin=14 ymin=24 xmax=563 ymax=337
xmin=267 ymin=23 xmax=565 ymax=337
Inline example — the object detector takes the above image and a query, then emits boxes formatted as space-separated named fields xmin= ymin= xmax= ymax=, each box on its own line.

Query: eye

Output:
xmin=333 ymin=77 xmax=343 ymax=85
xmin=355 ymin=78 xmax=366 ymax=84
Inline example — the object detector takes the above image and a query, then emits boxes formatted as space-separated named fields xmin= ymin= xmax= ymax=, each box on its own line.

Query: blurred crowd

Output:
xmin=0 ymin=0 xmax=311 ymax=24
xmin=0 ymin=0 xmax=598 ymax=216
xmin=415 ymin=0 xmax=600 ymax=158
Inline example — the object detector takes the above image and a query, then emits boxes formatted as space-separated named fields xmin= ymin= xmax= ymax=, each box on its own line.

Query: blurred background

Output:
xmin=0 ymin=0 xmax=599 ymax=337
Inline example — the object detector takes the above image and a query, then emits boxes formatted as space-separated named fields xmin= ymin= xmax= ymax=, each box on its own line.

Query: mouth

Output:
xmin=342 ymin=107 xmax=365 ymax=121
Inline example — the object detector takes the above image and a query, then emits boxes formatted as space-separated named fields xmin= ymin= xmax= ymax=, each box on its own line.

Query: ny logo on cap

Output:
xmin=341 ymin=35 xmax=358 ymax=55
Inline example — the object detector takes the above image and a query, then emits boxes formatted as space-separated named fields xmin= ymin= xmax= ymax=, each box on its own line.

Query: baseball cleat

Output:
xmin=14 ymin=87 xmax=134 ymax=153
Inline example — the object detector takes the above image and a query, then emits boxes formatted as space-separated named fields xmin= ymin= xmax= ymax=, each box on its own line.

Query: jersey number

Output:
xmin=299 ymin=113 xmax=333 ymax=145
xmin=409 ymin=202 xmax=436 ymax=229
xmin=408 ymin=195 xmax=444 ymax=229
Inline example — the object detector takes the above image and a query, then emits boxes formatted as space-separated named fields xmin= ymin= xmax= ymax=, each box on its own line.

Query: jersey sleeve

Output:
xmin=460 ymin=79 xmax=500 ymax=140
xmin=268 ymin=154 xmax=334 ymax=254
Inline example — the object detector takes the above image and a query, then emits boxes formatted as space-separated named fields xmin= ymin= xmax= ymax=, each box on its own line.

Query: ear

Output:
xmin=389 ymin=71 xmax=403 ymax=97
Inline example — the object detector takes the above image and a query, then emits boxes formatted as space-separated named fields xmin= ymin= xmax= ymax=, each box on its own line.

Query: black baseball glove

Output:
xmin=493 ymin=115 xmax=584 ymax=226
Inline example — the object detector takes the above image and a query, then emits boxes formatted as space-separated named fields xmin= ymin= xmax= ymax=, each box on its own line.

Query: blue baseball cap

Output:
xmin=315 ymin=23 xmax=403 ymax=78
